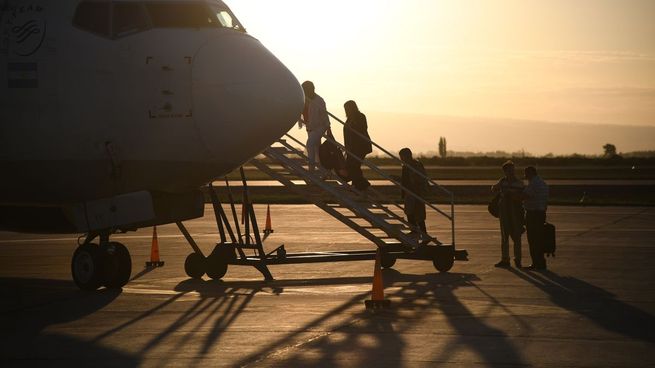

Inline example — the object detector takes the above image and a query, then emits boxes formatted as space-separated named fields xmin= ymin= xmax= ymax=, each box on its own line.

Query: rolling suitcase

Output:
xmin=543 ymin=222 xmax=556 ymax=257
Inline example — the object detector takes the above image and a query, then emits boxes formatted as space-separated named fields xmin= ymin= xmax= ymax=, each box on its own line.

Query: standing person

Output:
xmin=301 ymin=81 xmax=331 ymax=172
xmin=522 ymin=166 xmax=549 ymax=270
xmin=491 ymin=161 xmax=525 ymax=268
xmin=343 ymin=100 xmax=372 ymax=190
xmin=399 ymin=148 xmax=431 ymax=244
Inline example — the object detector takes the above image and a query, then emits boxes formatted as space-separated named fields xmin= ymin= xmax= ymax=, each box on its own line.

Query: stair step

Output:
xmin=362 ymin=224 xmax=404 ymax=230
xmin=371 ymin=213 xmax=394 ymax=218
xmin=254 ymin=139 xmax=454 ymax=252
xmin=268 ymin=146 xmax=291 ymax=153
xmin=234 ymin=244 xmax=261 ymax=250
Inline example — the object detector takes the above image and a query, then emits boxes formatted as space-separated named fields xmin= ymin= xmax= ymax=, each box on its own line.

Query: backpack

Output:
xmin=488 ymin=193 xmax=500 ymax=218
xmin=319 ymin=140 xmax=346 ymax=171
xmin=543 ymin=222 xmax=556 ymax=257
xmin=410 ymin=160 xmax=429 ymax=193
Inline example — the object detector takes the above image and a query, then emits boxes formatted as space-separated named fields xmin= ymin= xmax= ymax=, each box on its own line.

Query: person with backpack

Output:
xmin=521 ymin=166 xmax=550 ymax=270
xmin=343 ymin=100 xmax=372 ymax=190
xmin=491 ymin=160 xmax=525 ymax=268
xmin=399 ymin=148 xmax=431 ymax=244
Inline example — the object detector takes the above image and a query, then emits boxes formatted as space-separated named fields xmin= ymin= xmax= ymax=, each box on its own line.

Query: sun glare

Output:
xmin=230 ymin=1 xmax=392 ymax=67
xmin=228 ymin=0 xmax=655 ymax=154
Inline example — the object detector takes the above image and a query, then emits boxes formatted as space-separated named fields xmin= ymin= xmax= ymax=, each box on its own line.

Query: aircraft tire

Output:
xmin=184 ymin=253 xmax=206 ymax=279
xmin=206 ymin=253 xmax=228 ymax=280
xmin=72 ymin=244 xmax=104 ymax=291
xmin=381 ymin=254 xmax=396 ymax=269
xmin=101 ymin=242 xmax=132 ymax=289
xmin=433 ymin=253 xmax=454 ymax=273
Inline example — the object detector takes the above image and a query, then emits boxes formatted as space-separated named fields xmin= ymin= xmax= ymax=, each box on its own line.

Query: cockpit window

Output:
xmin=212 ymin=6 xmax=245 ymax=32
xmin=73 ymin=2 xmax=111 ymax=38
xmin=216 ymin=10 xmax=233 ymax=28
xmin=73 ymin=1 xmax=246 ymax=38
xmin=145 ymin=3 xmax=218 ymax=28
xmin=113 ymin=3 xmax=150 ymax=38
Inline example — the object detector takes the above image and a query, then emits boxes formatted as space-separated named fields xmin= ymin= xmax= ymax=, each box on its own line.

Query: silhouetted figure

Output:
xmin=521 ymin=166 xmax=549 ymax=270
xmin=301 ymin=81 xmax=331 ymax=172
xmin=491 ymin=160 xmax=524 ymax=268
xmin=343 ymin=100 xmax=372 ymax=190
xmin=399 ymin=148 xmax=429 ymax=243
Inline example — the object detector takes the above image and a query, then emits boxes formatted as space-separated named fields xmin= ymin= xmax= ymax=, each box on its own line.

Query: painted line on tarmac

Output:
xmin=455 ymin=209 xmax=654 ymax=215
xmin=120 ymin=287 xmax=281 ymax=298
xmin=2 ymin=228 xmax=654 ymax=244
xmin=0 ymin=233 xmax=222 ymax=244
xmin=121 ymin=284 xmax=369 ymax=298
xmin=455 ymin=228 xmax=655 ymax=232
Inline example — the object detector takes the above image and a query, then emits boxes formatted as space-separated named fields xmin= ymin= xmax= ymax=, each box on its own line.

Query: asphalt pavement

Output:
xmin=0 ymin=205 xmax=654 ymax=367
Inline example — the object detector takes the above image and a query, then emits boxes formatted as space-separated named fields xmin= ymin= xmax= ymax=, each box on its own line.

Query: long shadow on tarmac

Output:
xmin=90 ymin=278 xmax=265 ymax=363
xmin=0 ymin=277 xmax=138 ymax=366
xmin=90 ymin=276 xmax=380 ymax=366
xmin=228 ymin=271 xmax=528 ymax=367
xmin=93 ymin=273 xmax=522 ymax=366
xmin=509 ymin=268 xmax=655 ymax=344
xmin=4 ymin=272 xmax=531 ymax=366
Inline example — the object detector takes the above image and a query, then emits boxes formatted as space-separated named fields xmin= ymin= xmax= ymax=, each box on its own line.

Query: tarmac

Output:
xmin=0 ymin=204 xmax=654 ymax=367
xmin=215 ymin=179 xmax=655 ymax=186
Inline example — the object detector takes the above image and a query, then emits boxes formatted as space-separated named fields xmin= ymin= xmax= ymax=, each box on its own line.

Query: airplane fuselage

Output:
xmin=1 ymin=1 xmax=303 ymax=232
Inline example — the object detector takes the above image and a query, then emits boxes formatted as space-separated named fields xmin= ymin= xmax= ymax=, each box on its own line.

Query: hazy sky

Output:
xmin=229 ymin=0 xmax=655 ymax=153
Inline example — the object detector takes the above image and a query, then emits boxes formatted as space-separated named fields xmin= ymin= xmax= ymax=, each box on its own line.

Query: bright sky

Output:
xmin=228 ymin=0 xmax=655 ymax=153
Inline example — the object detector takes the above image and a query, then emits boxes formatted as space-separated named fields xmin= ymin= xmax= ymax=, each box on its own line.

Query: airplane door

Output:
xmin=144 ymin=53 xmax=193 ymax=121
xmin=111 ymin=0 xmax=210 ymax=172
xmin=111 ymin=2 xmax=195 ymax=124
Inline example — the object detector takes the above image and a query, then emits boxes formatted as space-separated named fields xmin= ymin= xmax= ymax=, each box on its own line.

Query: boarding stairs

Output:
xmin=178 ymin=111 xmax=465 ymax=282
xmin=251 ymin=111 xmax=460 ymax=255
xmin=253 ymin=138 xmax=424 ymax=251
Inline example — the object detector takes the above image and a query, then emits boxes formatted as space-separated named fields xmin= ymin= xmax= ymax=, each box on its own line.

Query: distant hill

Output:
xmin=352 ymin=112 xmax=655 ymax=156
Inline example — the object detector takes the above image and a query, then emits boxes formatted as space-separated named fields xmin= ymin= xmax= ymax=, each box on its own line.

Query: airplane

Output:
xmin=0 ymin=0 xmax=304 ymax=290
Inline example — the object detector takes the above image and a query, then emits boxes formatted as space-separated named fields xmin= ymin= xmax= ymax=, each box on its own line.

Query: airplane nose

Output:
xmin=192 ymin=35 xmax=304 ymax=162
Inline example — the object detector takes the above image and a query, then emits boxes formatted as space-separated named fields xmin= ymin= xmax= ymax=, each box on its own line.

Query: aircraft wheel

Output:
xmin=381 ymin=254 xmax=396 ymax=269
xmin=184 ymin=253 xmax=206 ymax=279
xmin=101 ymin=242 xmax=132 ymax=289
xmin=71 ymin=244 xmax=103 ymax=291
xmin=433 ymin=252 xmax=454 ymax=273
xmin=206 ymin=252 xmax=228 ymax=280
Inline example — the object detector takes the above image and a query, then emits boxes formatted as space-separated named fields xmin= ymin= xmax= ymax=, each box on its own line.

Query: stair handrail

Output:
xmin=292 ymin=108 xmax=458 ymax=244
xmin=265 ymin=142 xmax=416 ymax=250
xmin=281 ymin=133 xmax=411 ymax=221
xmin=284 ymin=131 xmax=455 ymax=246
xmin=286 ymin=128 xmax=453 ymax=221
xmin=327 ymin=111 xmax=453 ymax=199
xmin=325 ymin=111 xmax=455 ymax=246
xmin=308 ymin=133 xmax=453 ymax=221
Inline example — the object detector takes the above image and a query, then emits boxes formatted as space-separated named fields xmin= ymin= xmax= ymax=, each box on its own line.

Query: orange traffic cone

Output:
xmin=263 ymin=204 xmax=274 ymax=235
xmin=145 ymin=226 xmax=165 ymax=267
xmin=365 ymin=250 xmax=391 ymax=309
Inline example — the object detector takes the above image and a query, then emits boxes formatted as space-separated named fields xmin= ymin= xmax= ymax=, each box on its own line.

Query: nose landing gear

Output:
xmin=71 ymin=235 xmax=132 ymax=291
xmin=71 ymin=243 xmax=103 ymax=290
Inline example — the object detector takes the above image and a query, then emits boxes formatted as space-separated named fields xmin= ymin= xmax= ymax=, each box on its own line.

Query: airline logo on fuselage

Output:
xmin=1 ymin=4 xmax=46 ymax=57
